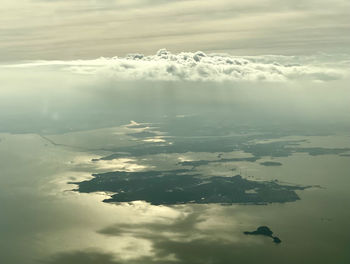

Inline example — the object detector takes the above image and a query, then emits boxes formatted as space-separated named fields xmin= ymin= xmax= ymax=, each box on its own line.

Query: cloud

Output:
xmin=4 ymin=49 xmax=349 ymax=82
xmin=1 ymin=0 xmax=350 ymax=60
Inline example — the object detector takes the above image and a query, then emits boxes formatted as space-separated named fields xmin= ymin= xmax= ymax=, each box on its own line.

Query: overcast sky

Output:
xmin=1 ymin=0 xmax=350 ymax=61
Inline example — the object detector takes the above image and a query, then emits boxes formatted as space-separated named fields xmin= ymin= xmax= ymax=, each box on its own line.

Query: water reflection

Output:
xmin=1 ymin=67 xmax=350 ymax=263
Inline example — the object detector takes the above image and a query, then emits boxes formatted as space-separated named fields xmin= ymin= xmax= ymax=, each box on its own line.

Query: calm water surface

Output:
xmin=0 ymin=68 xmax=349 ymax=264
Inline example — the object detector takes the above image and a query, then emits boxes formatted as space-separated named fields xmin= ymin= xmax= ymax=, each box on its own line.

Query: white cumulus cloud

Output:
xmin=3 ymin=49 xmax=349 ymax=82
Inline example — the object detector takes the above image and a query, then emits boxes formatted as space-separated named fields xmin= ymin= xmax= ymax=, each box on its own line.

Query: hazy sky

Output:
xmin=1 ymin=0 xmax=350 ymax=60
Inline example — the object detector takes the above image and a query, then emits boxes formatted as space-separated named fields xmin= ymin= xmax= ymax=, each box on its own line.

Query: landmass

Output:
xmin=127 ymin=131 xmax=158 ymax=138
xmin=260 ymin=161 xmax=282 ymax=166
xmin=97 ymin=138 xmax=350 ymax=164
xmin=71 ymin=170 xmax=309 ymax=205
xmin=244 ymin=226 xmax=282 ymax=244
xmin=294 ymin=147 xmax=350 ymax=156
xmin=178 ymin=157 xmax=259 ymax=168
xmin=92 ymin=152 xmax=130 ymax=161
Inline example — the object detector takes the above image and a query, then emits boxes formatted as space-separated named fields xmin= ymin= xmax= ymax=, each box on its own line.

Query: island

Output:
xmin=96 ymin=138 xmax=350 ymax=164
xmin=260 ymin=161 xmax=282 ymax=166
xmin=244 ymin=226 xmax=282 ymax=244
xmin=71 ymin=169 xmax=308 ymax=205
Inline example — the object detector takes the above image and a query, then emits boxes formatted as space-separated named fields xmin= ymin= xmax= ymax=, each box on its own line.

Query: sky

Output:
xmin=1 ymin=0 xmax=350 ymax=61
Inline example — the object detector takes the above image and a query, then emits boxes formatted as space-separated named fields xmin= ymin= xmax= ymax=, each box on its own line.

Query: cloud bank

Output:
xmin=2 ymin=0 xmax=350 ymax=60
xmin=4 ymin=49 xmax=349 ymax=82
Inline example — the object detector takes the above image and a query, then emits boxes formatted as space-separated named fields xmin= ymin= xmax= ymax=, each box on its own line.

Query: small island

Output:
xmin=260 ymin=161 xmax=282 ymax=167
xmin=244 ymin=226 xmax=282 ymax=244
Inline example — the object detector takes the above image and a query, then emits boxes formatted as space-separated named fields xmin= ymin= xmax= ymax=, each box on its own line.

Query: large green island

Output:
xmin=72 ymin=169 xmax=308 ymax=205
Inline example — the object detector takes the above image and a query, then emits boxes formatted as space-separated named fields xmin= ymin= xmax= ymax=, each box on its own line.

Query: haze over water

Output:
xmin=1 ymin=57 xmax=350 ymax=263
